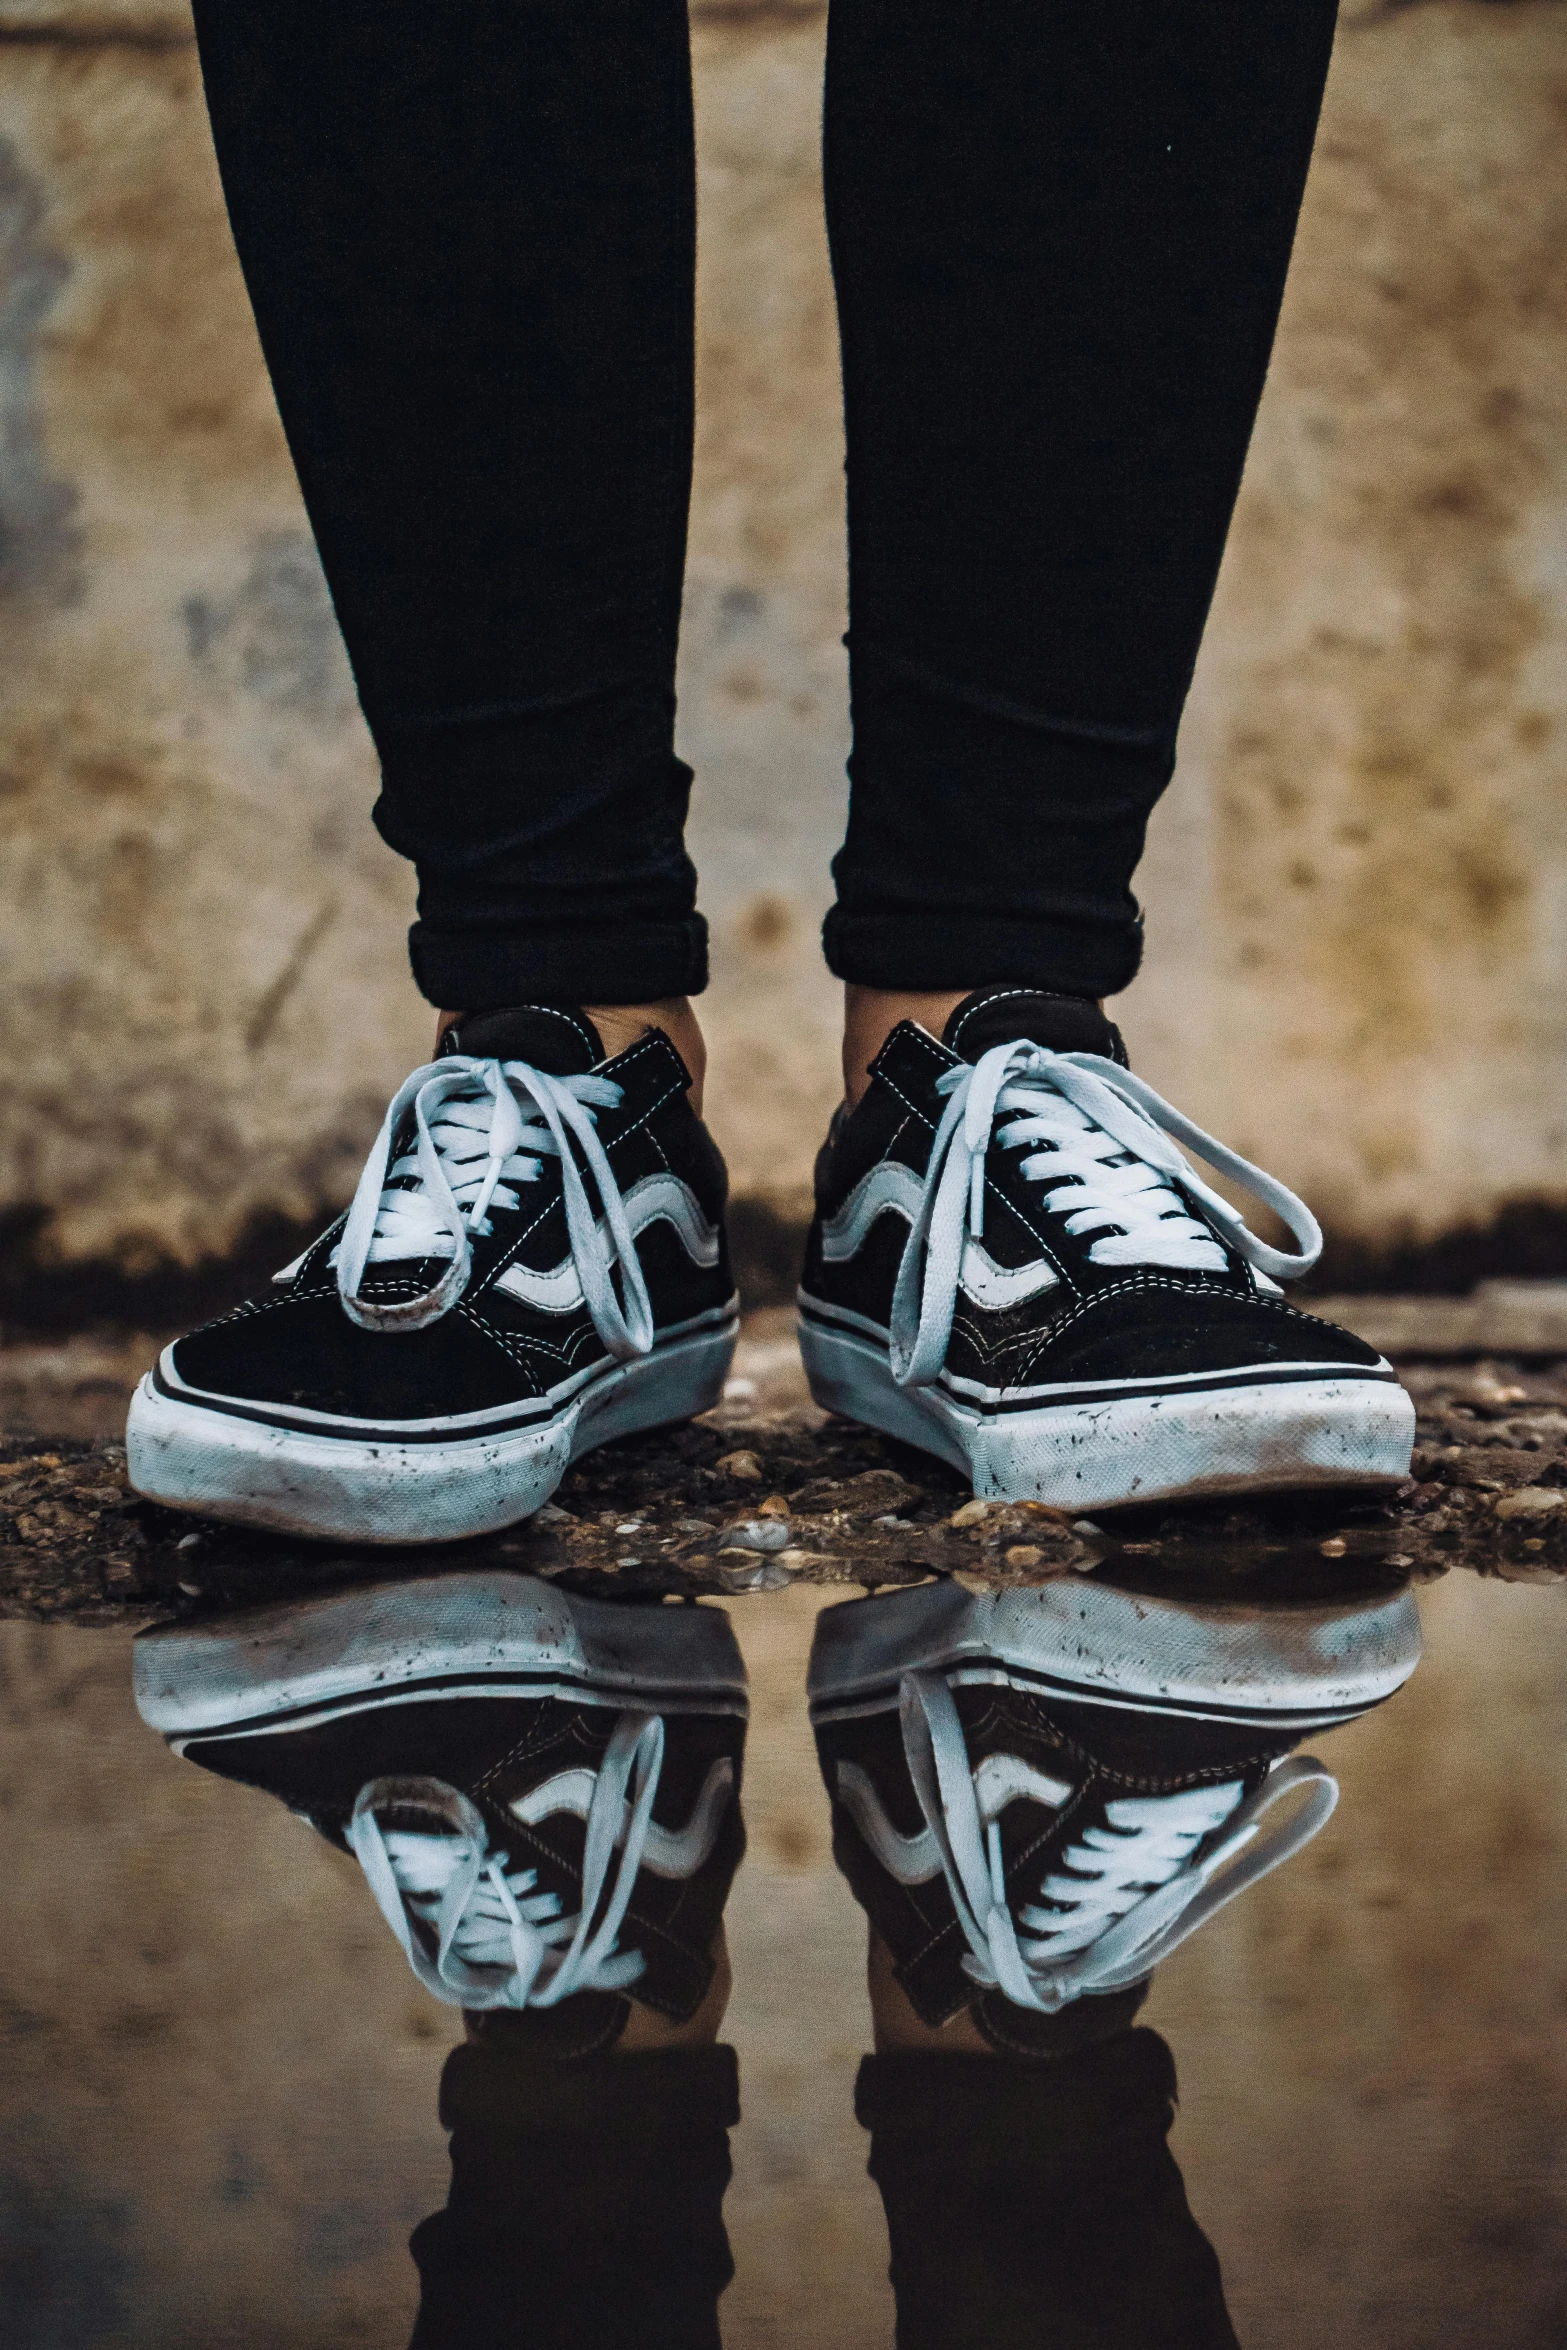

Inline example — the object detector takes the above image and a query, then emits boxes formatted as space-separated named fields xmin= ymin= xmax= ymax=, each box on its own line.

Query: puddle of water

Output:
xmin=1 ymin=1574 xmax=1563 ymax=2348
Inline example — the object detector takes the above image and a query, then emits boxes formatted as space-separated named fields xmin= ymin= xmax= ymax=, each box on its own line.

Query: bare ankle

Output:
xmin=616 ymin=1931 xmax=732 ymax=2052
xmin=841 ymin=985 xmax=980 ymax=1110
xmin=841 ymin=984 xmax=1109 ymax=1110
xmin=866 ymin=1930 xmax=992 ymax=2055
xmin=585 ymin=998 xmax=705 ymax=1114
xmin=434 ymin=997 xmax=707 ymax=1114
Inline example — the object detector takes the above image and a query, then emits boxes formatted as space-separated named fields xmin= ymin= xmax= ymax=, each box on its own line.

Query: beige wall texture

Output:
xmin=0 ymin=0 xmax=1563 ymax=1295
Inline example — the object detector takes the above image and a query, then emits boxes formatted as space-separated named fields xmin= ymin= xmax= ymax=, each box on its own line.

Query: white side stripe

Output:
xmin=821 ymin=1160 xmax=1058 ymax=1308
xmin=836 ymin=1750 xmax=1073 ymax=1886
xmin=495 ymin=1173 xmax=720 ymax=1316
xmin=956 ymin=1238 xmax=1060 ymax=1311
xmin=821 ymin=1161 xmax=924 ymax=1261
xmin=511 ymin=1753 xmax=735 ymax=1880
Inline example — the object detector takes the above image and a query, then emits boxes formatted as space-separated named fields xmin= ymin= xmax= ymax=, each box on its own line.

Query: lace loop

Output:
xmin=346 ymin=1712 xmax=668 ymax=2011
xmin=897 ymin=1669 xmax=1337 ymax=2014
xmin=890 ymin=1041 xmax=1323 ymax=1389
xmin=334 ymin=1054 xmax=654 ymax=1359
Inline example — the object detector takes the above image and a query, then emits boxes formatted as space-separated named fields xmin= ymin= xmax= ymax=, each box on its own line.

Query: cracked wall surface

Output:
xmin=0 ymin=0 xmax=1563 ymax=1292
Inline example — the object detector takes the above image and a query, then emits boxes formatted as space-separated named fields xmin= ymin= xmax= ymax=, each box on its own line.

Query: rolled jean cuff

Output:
xmin=855 ymin=2029 xmax=1177 ymax=2168
xmin=409 ymin=2046 xmax=740 ymax=2350
xmin=409 ymin=915 xmax=710 ymax=1011
xmin=820 ymin=907 xmax=1143 ymax=1000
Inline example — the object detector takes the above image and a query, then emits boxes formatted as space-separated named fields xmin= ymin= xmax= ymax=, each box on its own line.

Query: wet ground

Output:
xmin=3 ymin=1312 xmax=1566 ymax=2345
xmin=9 ymin=1308 xmax=1567 ymax=1621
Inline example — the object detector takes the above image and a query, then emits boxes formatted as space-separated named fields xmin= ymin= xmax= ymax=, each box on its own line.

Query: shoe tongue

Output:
xmin=943 ymin=988 xmax=1128 ymax=1067
xmin=437 ymin=1004 xmax=605 ymax=1074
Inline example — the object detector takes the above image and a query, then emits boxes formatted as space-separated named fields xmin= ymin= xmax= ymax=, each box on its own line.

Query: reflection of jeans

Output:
xmin=410 ymin=2026 xmax=1237 ymax=2350
xmin=190 ymin=0 xmax=1338 ymax=1010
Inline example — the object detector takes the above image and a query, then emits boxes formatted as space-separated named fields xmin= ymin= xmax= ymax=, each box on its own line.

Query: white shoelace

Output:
xmin=346 ymin=1713 xmax=667 ymax=2011
xmin=332 ymin=1053 xmax=653 ymax=1355
xmin=898 ymin=1670 xmax=1338 ymax=2014
xmin=889 ymin=1041 xmax=1323 ymax=1388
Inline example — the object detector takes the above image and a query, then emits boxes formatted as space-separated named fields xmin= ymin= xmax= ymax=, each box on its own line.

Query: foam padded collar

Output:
xmin=944 ymin=988 xmax=1128 ymax=1067
xmin=439 ymin=1003 xmax=606 ymax=1074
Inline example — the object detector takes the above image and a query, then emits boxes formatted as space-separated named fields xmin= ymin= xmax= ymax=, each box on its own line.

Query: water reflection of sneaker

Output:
xmin=800 ymin=988 xmax=1415 ymax=1509
xmin=127 ymin=1006 xmax=738 ymax=1543
xmin=135 ymin=1572 xmax=747 ymax=2039
xmin=808 ymin=1572 xmax=1419 ymax=2050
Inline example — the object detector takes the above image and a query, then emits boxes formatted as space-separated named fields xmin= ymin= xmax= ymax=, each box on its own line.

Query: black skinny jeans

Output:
xmin=191 ymin=0 xmax=1338 ymax=1012
xmin=410 ymin=2030 xmax=1239 ymax=2350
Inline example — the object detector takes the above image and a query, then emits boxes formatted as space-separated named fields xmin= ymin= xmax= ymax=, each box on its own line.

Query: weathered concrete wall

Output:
xmin=0 ymin=0 xmax=1563 ymax=1298
xmin=1132 ymin=0 xmax=1567 ymax=1257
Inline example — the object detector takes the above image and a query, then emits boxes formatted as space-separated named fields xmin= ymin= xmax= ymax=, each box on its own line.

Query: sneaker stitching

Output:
xmin=945 ymin=988 xmax=1041 ymax=1053
xmin=1007 ymin=1275 xmax=1357 ymax=1383
xmin=458 ymin=1039 xmax=677 ymax=1287
xmin=869 ymin=1069 xmax=1069 ymax=1278
xmin=475 ymin=1052 xmax=686 ymax=1293
xmin=457 ymin=1300 xmax=594 ymax=1377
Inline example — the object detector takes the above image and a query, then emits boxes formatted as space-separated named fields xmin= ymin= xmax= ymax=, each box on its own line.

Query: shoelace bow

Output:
xmin=346 ymin=1712 xmax=667 ymax=2011
xmin=898 ymin=1670 xmax=1337 ymax=2014
xmin=332 ymin=1053 xmax=653 ymax=1358
xmin=889 ymin=1041 xmax=1323 ymax=1388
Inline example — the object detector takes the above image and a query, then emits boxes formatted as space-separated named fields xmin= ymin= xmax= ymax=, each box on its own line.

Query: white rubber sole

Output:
xmin=134 ymin=1568 xmax=749 ymax=1740
xmin=126 ymin=1316 xmax=738 ymax=1545
xmin=807 ymin=1572 xmax=1422 ymax=1729
xmin=797 ymin=1308 xmax=1415 ymax=1510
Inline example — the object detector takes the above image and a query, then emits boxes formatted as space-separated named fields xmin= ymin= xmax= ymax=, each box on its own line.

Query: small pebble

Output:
xmin=1493 ymin=1487 xmax=1566 ymax=1519
xmin=757 ymin=1494 xmax=791 ymax=1519
xmin=715 ymin=1450 xmax=764 ymax=1482
xmin=948 ymin=1499 xmax=994 ymax=1529
xmin=1319 ymin=1538 xmax=1348 ymax=1557
xmin=716 ymin=1556 xmax=791 ymax=1593
xmin=176 ymin=1533 xmax=203 ymax=1551
xmin=1004 ymin=1544 xmax=1045 ymax=1569
xmin=532 ymin=1503 xmax=574 ymax=1526
xmin=719 ymin=1518 xmax=792 ymax=1554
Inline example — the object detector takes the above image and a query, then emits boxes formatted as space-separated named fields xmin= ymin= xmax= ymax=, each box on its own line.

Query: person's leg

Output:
xmin=859 ymin=2026 xmax=1238 ymax=2350
xmin=190 ymin=0 xmax=705 ymax=1016
xmin=134 ymin=1575 xmax=751 ymax=2347
xmin=808 ymin=1577 xmax=1423 ymax=2345
xmin=136 ymin=11 xmax=738 ymax=1545
xmin=801 ymin=0 xmax=1415 ymax=1509
xmin=822 ymin=0 xmax=1340 ymax=1092
xmin=864 ymin=1942 xmax=1236 ymax=2350
xmin=410 ymin=2026 xmax=740 ymax=2350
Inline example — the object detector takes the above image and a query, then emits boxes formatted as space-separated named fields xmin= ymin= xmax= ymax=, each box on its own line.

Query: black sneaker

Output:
xmin=127 ymin=1006 xmax=739 ymax=1542
xmin=134 ymin=1571 xmax=748 ymax=2037
xmin=799 ymin=987 xmax=1415 ymax=1510
xmin=808 ymin=1570 xmax=1419 ymax=2050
